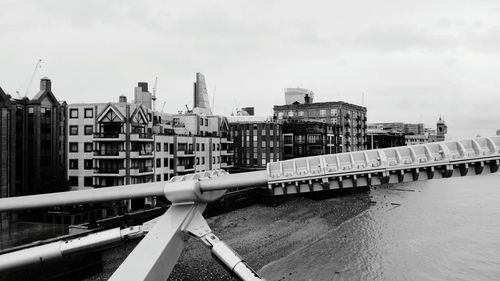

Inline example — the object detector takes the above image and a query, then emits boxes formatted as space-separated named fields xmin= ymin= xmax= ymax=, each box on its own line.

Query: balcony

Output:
xmin=221 ymin=150 xmax=233 ymax=156
xmin=93 ymin=132 xmax=125 ymax=141
xmin=94 ymin=167 xmax=126 ymax=176
xmin=130 ymin=150 xmax=154 ymax=158
xmin=130 ymin=133 xmax=153 ymax=141
xmin=130 ymin=167 xmax=154 ymax=175
xmin=177 ymin=164 xmax=195 ymax=172
xmin=177 ymin=149 xmax=195 ymax=157
xmin=221 ymin=162 xmax=234 ymax=169
xmin=94 ymin=150 xmax=126 ymax=158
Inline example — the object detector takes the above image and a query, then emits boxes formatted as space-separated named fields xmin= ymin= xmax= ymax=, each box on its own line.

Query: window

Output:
xmin=69 ymin=109 xmax=78 ymax=118
xmin=277 ymin=112 xmax=284 ymax=119
xmin=205 ymin=119 xmax=208 ymax=126
xmin=156 ymin=143 xmax=161 ymax=152
xmin=84 ymin=142 xmax=93 ymax=152
xmin=84 ymin=177 xmax=93 ymax=187
xmin=156 ymin=175 xmax=161 ymax=181
xmin=84 ymin=125 xmax=93 ymax=135
xmin=217 ymin=156 xmax=220 ymax=163
xmin=69 ymin=176 xmax=78 ymax=186
xmin=164 ymin=173 xmax=168 ymax=181
xmin=84 ymin=108 xmax=93 ymax=118
xmin=69 ymin=142 xmax=78 ymax=152
xmin=213 ymin=157 xmax=215 ymax=164
xmin=201 ymin=157 xmax=205 ymax=165
xmin=69 ymin=126 xmax=78 ymax=135
xmin=156 ymin=159 xmax=161 ymax=168
xmin=298 ymin=111 xmax=304 ymax=117
xmin=330 ymin=109 xmax=337 ymax=116
xmin=288 ymin=111 xmax=294 ymax=117
xmin=196 ymin=157 xmax=200 ymax=165
xmin=200 ymin=117 xmax=203 ymax=125
xmin=164 ymin=158 xmax=168 ymax=167
xmin=213 ymin=144 xmax=216 ymax=151
xmin=201 ymin=144 xmax=205 ymax=151
xmin=69 ymin=159 xmax=78 ymax=169
xmin=164 ymin=143 xmax=168 ymax=152
xmin=217 ymin=144 xmax=220 ymax=151
xmin=84 ymin=160 xmax=93 ymax=170
xmin=196 ymin=143 xmax=200 ymax=151
xmin=284 ymin=135 xmax=292 ymax=144
xmin=320 ymin=109 xmax=326 ymax=116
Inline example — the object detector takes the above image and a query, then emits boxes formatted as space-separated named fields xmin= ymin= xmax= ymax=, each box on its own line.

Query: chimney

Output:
xmin=304 ymin=94 xmax=310 ymax=104
xmin=40 ymin=77 xmax=51 ymax=92
xmin=119 ymin=95 xmax=127 ymax=103
xmin=138 ymin=82 xmax=148 ymax=92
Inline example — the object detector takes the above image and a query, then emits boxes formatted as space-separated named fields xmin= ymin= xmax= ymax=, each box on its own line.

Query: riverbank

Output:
xmin=84 ymin=191 xmax=371 ymax=281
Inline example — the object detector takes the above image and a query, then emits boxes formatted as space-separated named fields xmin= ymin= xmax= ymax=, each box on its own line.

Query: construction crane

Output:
xmin=16 ymin=59 xmax=42 ymax=99
xmin=152 ymin=76 xmax=158 ymax=111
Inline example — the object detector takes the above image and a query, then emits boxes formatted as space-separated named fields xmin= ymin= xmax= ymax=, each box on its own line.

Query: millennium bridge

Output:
xmin=1 ymin=136 xmax=500 ymax=280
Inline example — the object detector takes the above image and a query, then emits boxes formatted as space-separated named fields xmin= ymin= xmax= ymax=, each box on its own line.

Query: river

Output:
xmin=259 ymin=173 xmax=500 ymax=281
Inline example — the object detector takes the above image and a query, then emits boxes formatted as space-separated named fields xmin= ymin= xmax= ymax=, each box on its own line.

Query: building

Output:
xmin=282 ymin=120 xmax=337 ymax=159
xmin=0 ymin=78 xmax=67 ymax=228
xmin=273 ymin=100 xmax=367 ymax=152
xmin=369 ymin=118 xmax=447 ymax=146
xmin=366 ymin=128 xmax=406 ymax=149
xmin=67 ymin=79 xmax=233 ymax=212
xmin=369 ymin=122 xmax=424 ymax=135
xmin=228 ymin=116 xmax=283 ymax=172
xmin=284 ymin=88 xmax=315 ymax=105
xmin=193 ymin=72 xmax=212 ymax=116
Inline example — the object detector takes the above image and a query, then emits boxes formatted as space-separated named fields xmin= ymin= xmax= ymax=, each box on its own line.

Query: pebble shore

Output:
xmin=84 ymin=192 xmax=371 ymax=281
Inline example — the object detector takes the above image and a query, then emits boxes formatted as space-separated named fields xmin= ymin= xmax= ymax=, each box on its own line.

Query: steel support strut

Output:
xmin=185 ymin=211 xmax=264 ymax=281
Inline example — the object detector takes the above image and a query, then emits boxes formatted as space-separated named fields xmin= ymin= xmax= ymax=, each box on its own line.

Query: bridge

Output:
xmin=1 ymin=136 xmax=500 ymax=280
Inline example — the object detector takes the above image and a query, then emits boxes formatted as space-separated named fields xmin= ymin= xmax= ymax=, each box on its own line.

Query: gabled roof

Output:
xmin=0 ymin=87 xmax=11 ymax=106
xmin=219 ymin=116 xmax=230 ymax=131
xmin=130 ymin=105 xmax=148 ymax=125
xmin=97 ymin=103 xmax=126 ymax=122
xmin=33 ymin=88 xmax=60 ymax=106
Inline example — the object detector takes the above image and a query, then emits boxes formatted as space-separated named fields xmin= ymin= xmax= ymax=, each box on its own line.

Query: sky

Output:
xmin=1 ymin=0 xmax=500 ymax=139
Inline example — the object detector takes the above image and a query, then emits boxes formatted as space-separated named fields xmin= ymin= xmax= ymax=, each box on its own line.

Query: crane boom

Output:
xmin=152 ymin=76 xmax=158 ymax=111
xmin=24 ymin=59 xmax=42 ymax=98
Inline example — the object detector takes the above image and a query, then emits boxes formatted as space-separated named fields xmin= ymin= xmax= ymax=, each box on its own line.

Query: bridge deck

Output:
xmin=267 ymin=136 xmax=500 ymax=195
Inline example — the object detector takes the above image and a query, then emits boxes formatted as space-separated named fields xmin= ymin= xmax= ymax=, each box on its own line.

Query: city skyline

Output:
xmin=1 ymin=0 xmax=499 ymax=140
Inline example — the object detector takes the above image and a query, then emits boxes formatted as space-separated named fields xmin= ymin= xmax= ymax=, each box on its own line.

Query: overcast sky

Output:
xmin=1 ymin=0 xmax=499 ymax=139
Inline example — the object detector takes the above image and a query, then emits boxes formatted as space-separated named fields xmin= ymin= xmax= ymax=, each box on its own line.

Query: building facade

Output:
xmin=273 ymin=101 xmax=367 ymax=152
xmin=67 ymin=82 xmax=233 ymax=211
xmin=0 ymin=78 xmax=67 ymax=228
xmin=282 ymin=120 xmax=337 ymax=159
xmin=366 ymin=129 xmax=406 ymax=149
xmin=369 ymin=122 xmax=424 ymax=135
xmin=228 ymin=116 xmax=283 ymax=172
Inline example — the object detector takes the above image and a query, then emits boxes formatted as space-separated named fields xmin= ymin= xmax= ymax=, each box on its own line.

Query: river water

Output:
xmin=259 ymin=173 xmax=500 ymax=281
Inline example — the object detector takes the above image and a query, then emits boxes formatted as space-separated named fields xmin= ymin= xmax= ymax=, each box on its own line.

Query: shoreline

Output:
xmin=84 ymin=192 xmax=371 ymax=281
